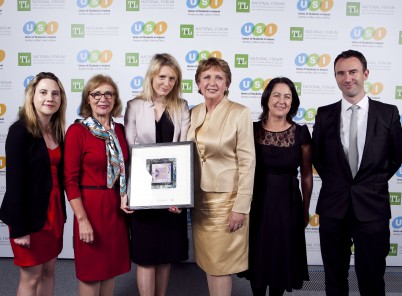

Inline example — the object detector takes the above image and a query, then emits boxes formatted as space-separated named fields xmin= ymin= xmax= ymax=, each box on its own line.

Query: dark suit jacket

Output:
xmin=0 ymin=119 xmax=66 ymax=238
xmin=312 ymin=99 xmax=402 ymax=221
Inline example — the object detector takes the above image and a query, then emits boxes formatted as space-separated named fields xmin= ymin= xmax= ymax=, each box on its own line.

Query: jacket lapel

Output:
xmin=192 ymin=103 xmax=207 ymax=130
xmin=332 ymin=101 xmax=354 ymax=178
xmin=192 ymin=97 xmax=232 ymax=130
xmin=145 ymin=100 xmax=156 ymax=142
xmin=207 ymin=98 xmax=232 ymax=140
xmin=358 ymin=98 xmax=377 ymax=172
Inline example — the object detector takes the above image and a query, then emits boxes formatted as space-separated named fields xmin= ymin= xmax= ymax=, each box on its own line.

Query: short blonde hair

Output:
xmin=79 ymin=74 xmax=123 ymax=118
xmin=19 ymin=72 xmax=67 ymax=141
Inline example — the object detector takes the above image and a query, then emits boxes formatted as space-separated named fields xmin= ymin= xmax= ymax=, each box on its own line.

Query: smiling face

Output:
xmin=335 ymin=56 xmax=369 ymax=103
xmin=197 ymin=67 xmax=228 ymax=101
xmin=33 ymin=78 xmax=61 ymax=121
xmin=152 ymin=66 xmax=177 ymax=99
xmin=267 ymin=83 xmax=292 ymax=119
xmin=88 ymin=83 xmax=115 ymax=120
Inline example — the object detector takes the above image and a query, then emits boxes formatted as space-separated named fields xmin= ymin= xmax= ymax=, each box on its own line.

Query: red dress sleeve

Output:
xmin=64 ymin=123 xmax=86 ymax=201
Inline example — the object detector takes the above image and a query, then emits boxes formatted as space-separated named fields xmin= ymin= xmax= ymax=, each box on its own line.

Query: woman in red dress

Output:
xmin=64 ymin=74 xmax=131 ymax=296
xmin=0 ymin=72 xmax=67 ymax=295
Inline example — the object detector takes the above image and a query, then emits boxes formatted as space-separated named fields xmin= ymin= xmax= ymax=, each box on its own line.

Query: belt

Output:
xmin=80 ymin=185 xmax=110 ymax=190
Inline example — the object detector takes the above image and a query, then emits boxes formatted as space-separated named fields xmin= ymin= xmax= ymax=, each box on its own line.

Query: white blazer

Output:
xmin=124 ymin=97 xmax=190 ymax=146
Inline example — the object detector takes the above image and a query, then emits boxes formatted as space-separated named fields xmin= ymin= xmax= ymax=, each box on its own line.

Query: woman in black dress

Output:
xmin=124 ymin=53 xmax=190 ymax=296
xmin=245 ymin=77 xmax=312 ymax=296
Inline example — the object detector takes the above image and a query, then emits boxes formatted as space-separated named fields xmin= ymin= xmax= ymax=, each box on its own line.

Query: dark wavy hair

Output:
xmin=259 ymin=77 xmax=300 ymax=123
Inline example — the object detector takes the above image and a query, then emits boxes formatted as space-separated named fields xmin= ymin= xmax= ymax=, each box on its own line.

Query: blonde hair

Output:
xmin=195 ymin=57 xmax=232 ymax=96
xmin=137 ymin=53 xmax=183 ymax=121
xmin=79 ymin=74 xmax=123 ymax=118
xmin=19 ymin=72 xmax=66 ymax=142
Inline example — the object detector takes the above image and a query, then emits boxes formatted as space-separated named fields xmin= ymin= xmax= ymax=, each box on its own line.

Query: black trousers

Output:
xmin=319 ymin=207 xmax=390 ymax=296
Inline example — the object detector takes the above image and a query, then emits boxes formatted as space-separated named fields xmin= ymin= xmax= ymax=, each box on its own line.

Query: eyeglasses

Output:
xmin=89 ymin=92 xmax=115 ymax=101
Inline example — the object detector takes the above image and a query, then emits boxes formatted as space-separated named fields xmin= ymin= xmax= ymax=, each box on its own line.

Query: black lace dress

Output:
xmin=246 ymin=121 xmax=311 ymax=291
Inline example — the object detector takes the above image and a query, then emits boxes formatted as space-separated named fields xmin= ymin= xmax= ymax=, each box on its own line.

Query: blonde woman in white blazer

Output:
xmin=125 ymin=96 xmax=189 ymax=144
xmin=124 ymin=53 xmax=190 ymax=296
xmin=187 ymin=57 xmax=255 ymax=296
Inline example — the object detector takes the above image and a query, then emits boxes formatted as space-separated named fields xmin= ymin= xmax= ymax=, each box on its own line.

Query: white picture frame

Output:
xmin=128 ymin=141 xmax=195 ymax=210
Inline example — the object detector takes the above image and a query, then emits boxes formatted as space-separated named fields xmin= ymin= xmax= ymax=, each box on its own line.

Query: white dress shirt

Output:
xmin=340 ymin=95 xmax=369 ymax=169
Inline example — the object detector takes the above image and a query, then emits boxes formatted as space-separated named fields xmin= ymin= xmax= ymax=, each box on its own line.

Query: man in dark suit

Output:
xmin=312 ymin=49 xmax=402 ymax=296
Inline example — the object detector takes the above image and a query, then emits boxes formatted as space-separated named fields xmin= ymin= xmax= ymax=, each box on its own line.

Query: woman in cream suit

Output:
xmin=124 ymin=53 xmax=190 ymax=296
xmin=187 ymin=57 xmax=255 ymax=296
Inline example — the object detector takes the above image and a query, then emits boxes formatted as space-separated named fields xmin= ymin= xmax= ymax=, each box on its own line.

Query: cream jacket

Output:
xmin=187 ymin=97 xmax=255 ymax=214
xmin=124 ymin=97 xmax=190 ymax=145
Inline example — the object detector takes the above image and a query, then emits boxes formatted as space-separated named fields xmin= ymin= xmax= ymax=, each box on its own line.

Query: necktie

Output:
xmin=348 ymin=105 xmax=358 ymax=178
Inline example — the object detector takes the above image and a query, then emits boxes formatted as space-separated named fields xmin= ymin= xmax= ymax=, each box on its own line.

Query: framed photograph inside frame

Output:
xmin=128 ymin=141 xmax=194 ymax=210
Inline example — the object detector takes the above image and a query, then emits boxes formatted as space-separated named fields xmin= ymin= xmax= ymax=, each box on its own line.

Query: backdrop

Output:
xmin=0 ymin=0 xmax=401 ymax=266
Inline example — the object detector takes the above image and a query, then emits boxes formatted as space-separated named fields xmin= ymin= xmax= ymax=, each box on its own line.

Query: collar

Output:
xmin=341 ymin=95 xmax=369 ymax=112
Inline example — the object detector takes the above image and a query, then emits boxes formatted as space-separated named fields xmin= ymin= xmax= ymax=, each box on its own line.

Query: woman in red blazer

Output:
xmin=64 ymin=74 xmax=130 ymax=296
xmin=0 ymin=72 xmax=67 ymax=295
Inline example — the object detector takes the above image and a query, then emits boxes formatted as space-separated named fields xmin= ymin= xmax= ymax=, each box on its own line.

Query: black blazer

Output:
xmin=0 ymin=119 xmax=66 ymax=238
xmin=312 ymin=99 xmax=402 ymax=221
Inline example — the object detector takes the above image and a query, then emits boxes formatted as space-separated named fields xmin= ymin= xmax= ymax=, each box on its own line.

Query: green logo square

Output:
xmin=294 ymin=82 xmax=302 ymax=96
xmin=290 ymin=27 xmax=304 ymax=41
xmin=389 ymin=243 xmax=398 ymax=256
xmin=71 ymin=79 xmax=85 ymax=92
xmin=346 ymin=2 xmax=360 ymax=16
xmin=236 ymin=0 xmax=250 ymax=13
xmin=180 ymin=25 xmax=194 ymax=38
xmin=181 ymin=80 xmax=193 ymax=93
xmin=126 ymin=53 xmax=139 ymax=66
xmin=399 ymin=31 xmax=402 ymax=45
xmin=390 ymin=192 xmax=402 ymax=205
xmin=234 ymin=54 xmax=248 ymax=68
xmin=18 ymin=53 xmax=31 ymax=66
xmin=126 ymin=0 xmax=140 ymax=11
xmin=395 ymin=86 xmax=402 ymax=99
xmin=71 ymin=24 xmax=85 ymax=38
xmin=18 ymin=0 xmax=31 ymax=11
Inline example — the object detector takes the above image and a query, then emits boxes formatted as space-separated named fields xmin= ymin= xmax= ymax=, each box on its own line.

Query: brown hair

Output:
xmin=334 ymin=49 xmax=368 ymax=74
xmin=195 ymin=57 xmax=232 ymax=96
xmin=79 ymin=74 xmax=123 ymax=118
xmin=19 ymin=72 xmax=66 ymax=141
